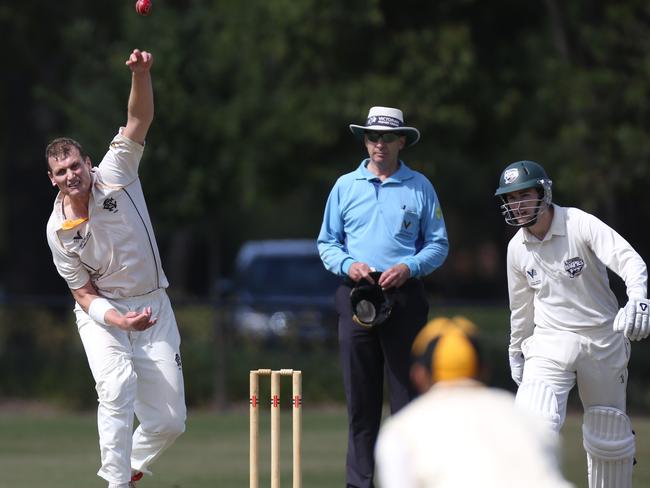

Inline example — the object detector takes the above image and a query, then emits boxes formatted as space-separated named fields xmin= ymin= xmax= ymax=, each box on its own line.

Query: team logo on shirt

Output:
xmin=103 ymin=197 xmax=118 ymax=213
xmin=526 ymin=268 xmax=541 ymax=286
xmin=398 ymin=208 xmax=417 ymax=238
xmin=564 ymin=257 xmax=585 ymax=278
xmin=72 ymin=230 xmax=92 ymax=249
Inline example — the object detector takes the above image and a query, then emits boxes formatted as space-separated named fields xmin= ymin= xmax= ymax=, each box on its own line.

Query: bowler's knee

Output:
xmin=165 ymin=415 xmax=186 ymax=438
xmin=153 ymin=409 xmax=186 ymax=439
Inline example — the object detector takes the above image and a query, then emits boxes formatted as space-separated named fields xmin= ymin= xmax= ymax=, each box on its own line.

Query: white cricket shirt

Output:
xmin=375 ymin=381 xmax=573 ymax=488
xmin=46 ymin=132 xmax=169 ymax=299
xmin=507 ymin=205 xmax=647 ymax=354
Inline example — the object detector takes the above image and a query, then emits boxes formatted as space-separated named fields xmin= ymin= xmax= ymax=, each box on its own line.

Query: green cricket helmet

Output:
xmin=495 ymin=160 xmax=552 ymax=227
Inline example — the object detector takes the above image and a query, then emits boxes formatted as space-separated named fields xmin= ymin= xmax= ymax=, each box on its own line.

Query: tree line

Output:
xmin=2 ymin=0 xmax=650 ymax=300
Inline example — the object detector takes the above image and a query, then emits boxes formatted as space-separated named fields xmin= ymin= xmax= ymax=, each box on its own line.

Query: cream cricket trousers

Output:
xmin=75 ymin=288 xmax=186 ymax=485
xmin=519 ymin=326 xmax=629 ymax=430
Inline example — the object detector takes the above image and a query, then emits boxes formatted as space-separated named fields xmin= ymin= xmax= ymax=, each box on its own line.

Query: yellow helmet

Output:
xmin=411 ymin=316 xmax=481 ymax=382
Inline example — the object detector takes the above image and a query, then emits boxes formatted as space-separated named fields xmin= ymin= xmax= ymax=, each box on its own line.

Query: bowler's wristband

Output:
xmin=88 ymin=298 xmax=116 ymax=326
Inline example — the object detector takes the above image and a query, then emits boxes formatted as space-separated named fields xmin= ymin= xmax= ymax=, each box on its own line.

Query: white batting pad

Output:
xmin=515 ymin=380 xmax=562 ymax=432
xmin=582 ymin=406 xmax=635 ymax=488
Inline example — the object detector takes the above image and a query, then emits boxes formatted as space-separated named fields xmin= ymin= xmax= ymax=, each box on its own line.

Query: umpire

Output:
xmin=318 ymin=106 xmax=449 ymax=488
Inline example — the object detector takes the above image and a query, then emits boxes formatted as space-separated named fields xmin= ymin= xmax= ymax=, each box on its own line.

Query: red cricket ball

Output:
xmin=135 ymin=0 xmax=152 ymax=16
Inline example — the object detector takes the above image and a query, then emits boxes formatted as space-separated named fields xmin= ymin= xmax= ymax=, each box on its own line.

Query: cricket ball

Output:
xmin=135 ymin=0 xmax=152 ymax=16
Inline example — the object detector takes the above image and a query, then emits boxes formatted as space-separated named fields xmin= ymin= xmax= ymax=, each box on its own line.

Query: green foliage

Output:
xmin=17 ymin=1 xmax=486 ymax=269
xmin=0 ymin=303 xmax=345 ymax=408
xmin=0 ymin=305 xmax=93 ymax=408
xmin=3 ymin=0 xmax=650 ymax=305
xmin=501 ymin=2 xmax=650 ymax=227
xmin=4 ymin=303 xmax=650 ymax=414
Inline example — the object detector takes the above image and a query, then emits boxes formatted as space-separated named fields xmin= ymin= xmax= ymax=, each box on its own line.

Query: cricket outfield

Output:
xmin=1 ymin=407 xmax=649 ymax=487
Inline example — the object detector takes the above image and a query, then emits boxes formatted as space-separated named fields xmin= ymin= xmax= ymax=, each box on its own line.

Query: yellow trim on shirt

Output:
xmin=61 ymin=217 xmax=88 ymax=230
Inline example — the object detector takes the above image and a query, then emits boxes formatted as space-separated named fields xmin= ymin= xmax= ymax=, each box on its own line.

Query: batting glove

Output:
xmin=614 ymin=298 xmax=650 ymax=341
xmin=509 ymin=351 xmax=525 ymax=386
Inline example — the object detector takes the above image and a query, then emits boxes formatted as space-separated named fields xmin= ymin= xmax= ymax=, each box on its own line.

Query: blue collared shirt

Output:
xmin=318 ymin=159 xmax=449 ymax=278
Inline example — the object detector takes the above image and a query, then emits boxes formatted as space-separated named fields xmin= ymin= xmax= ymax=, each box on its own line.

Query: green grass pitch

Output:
xmin=1 ymin=407 xmax=649 ymax=487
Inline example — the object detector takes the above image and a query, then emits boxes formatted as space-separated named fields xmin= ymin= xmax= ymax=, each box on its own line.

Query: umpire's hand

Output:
xmin=348 ymin=262 xmax=377 ymax=284
xmin=347 ymin=262 xmax=411 ymax=289
xmin=378 ymin=264 xmax=410 ymax=289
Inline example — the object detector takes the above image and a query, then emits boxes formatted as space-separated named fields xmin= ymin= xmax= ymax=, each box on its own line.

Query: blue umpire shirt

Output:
xmin=318 ymin=159 xmax=449 ymax=278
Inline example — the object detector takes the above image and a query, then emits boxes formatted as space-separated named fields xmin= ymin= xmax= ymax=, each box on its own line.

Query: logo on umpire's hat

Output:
xmin=349 ymin=106 xmax=421 ymax=147
xmin=350 ymin=272 xmax=395 ymax=328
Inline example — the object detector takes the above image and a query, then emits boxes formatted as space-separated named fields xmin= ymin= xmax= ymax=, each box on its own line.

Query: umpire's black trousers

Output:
xmin=335 ymin=278 xmax=429 ymax=488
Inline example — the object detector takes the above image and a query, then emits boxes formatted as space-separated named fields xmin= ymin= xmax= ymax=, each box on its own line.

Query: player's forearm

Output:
xmin=126 ymin=71 xmax=154 ymax=135
xmin=70 ymin=284 xmax=119 ymax=327
xmin=587 ymin=215 xmax=647 ymax=298
xmin=508 ymin=284 xmax=535 ymax=352
xmin=618 ymin=250 xmax=647 ymax=299
xmin=509 ymin=307 xmax=534 ymax=353
xmin=70 ymin=281 xmax=100 ymax=312
xmin=70 ymin=282 xmax=155 ymax=331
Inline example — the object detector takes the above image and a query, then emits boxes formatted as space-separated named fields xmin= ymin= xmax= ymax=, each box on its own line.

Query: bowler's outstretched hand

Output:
xmin=125 ymin=49 xmax=153 ymax=73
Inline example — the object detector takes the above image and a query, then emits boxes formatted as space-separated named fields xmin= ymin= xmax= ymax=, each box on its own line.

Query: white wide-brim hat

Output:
xmin=349 ymin=106 xmax=420 ymax=147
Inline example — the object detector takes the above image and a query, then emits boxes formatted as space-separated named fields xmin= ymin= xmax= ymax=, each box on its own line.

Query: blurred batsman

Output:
xmin=375 ymin=316 xmax=573 ymax=487
xmin=495 ymin=160 xmax=648 ymax=488
xmin=45 ymin=50 xmax=186 ymax=488
xmin=318 ymin=106 xmax=448 ymax=488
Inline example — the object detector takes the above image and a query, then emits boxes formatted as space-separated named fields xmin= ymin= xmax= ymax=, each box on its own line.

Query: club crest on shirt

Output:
xmin=72 ymin=230 xmax=92 ymax=249
xmin=103 ymin=197 xmax=118 ymax=213
xmin=175 ymin=353 xmax=182 ymax=370
xmin=526 ymin=268 xmax=541 ymax=286
xmin=564 ymin=257 xmax=585 ymax=278
xmin=398 ymin=209 xmax=417 ymax=238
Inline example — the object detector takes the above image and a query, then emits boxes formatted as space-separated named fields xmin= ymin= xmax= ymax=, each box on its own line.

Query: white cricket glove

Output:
xmin=614 ymin=298 xmax=650 ymax=341
xmin=509 ymin=351 xmax=525 ymax=386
